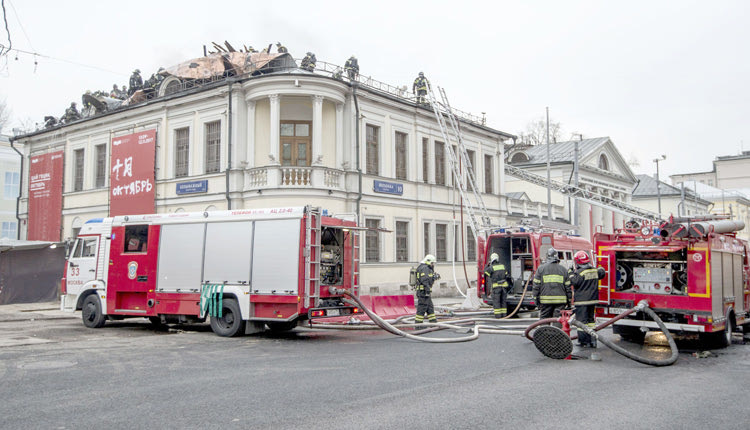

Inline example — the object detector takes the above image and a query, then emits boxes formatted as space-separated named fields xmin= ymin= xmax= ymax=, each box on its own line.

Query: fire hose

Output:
xmin=524 ymin=300 xmax=679 ymax=366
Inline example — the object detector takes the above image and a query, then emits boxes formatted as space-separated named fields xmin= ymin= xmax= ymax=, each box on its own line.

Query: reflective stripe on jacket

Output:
xmin=532 ymin=261 xmax=571 ymax=305
xmin=484 ymin=263 xmax=509 ymax=288
xmin=569 ymin=264 xmax=606 ymax=305
xmin=416 ymin=262 xmax=436 ymax=293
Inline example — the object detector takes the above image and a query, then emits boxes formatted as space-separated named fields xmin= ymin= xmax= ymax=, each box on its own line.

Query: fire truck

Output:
xmin=477 ymin=228 xmax=593 ymax=310
xmin=595 ymin=216 xmax=750 ymax=347
xmin=61 ymin=206 xmax=361 ymax=336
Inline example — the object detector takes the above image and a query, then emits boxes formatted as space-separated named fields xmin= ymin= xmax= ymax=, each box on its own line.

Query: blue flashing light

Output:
xmin=85 ymin=218 xmax=104 ymax=224
xmin=322 ymin=209 xmax=329 ymax=216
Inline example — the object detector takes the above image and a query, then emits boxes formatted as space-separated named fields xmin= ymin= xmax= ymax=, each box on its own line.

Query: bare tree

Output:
xmin=517 ymin=117 xmax=563 ymax=145
xmin=0 ymin=98 xmax=9 ymax=134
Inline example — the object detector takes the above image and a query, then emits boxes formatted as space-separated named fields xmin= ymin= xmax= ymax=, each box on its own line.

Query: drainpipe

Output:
xmin=353 ymin=82 xmax=361 ymax=223
xmin=226 ymin=80 xmax=233 ymax=209
xmin=9 ymin=137 xmax=23 ymax=240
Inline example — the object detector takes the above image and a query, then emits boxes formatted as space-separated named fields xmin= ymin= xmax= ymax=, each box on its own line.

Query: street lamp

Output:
xmin=654 ymin=154 xmax=666 ymax=218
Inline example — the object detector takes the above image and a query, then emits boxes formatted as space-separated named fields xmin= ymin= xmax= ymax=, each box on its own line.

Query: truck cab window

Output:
xmin=124 ymin=225 xmax=149 ymax=253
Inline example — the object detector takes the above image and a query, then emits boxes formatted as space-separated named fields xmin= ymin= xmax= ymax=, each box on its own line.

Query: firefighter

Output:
xmin=301 ymin=52 xmax=316 ymax=72
xmin=569 ymin=251 xmax=606 ymax=348
xmin=128 ymin=69 xmax=143 ymax=96
xmin=415 ymin=254 xmax=440 ymax=325
xmin=532 ymin=247 xmax=571 ymax=320
xmin=276 ymin=42 xmax=288 ymax=53
xmin=484 ymin=253 xmax=513 ymax=318
xmin=345 ymin=55 xmax=359 ymax=80
xmin=412 ymin=71 xmax=430 ymax=105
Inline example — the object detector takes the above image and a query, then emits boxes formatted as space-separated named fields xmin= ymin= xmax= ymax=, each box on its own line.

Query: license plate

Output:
xmin=327 ymin=309 xmax=340 ymax=316
xmin=608 ymin=307 xmax=630 ymax=315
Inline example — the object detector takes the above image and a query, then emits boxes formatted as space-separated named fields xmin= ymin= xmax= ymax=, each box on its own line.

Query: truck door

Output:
xmin=66 ymin=235 xmax=100 ymax=294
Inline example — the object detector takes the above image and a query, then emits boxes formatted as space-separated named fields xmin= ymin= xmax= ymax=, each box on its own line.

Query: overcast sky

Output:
xmin=1 ymin=0 xmax=748 ymax=180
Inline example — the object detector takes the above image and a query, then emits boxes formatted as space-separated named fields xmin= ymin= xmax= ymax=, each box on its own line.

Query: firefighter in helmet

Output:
xmin=532 ymin=247 xmax=571 ymax=319
xmin=412 ymin=71 xmax=430 ymax=105
xmin=569 ymin=251 xmax=606 ymax=347
xmin=484 ymin=252 xmax=513 ymax=318
xmin=415 ymin=254 xmax=440 ymax=325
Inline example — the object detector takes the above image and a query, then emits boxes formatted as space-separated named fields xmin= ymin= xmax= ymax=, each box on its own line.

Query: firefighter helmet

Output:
xmin=574 ymin=251 xmax=590 ymax=265
xmin=546 ymin=247 xmax=559 ymax=262
xmin=490 ymin=253 xmax=499 ymax=263
xmin=422 ymin=254 xmax=436 ymax=265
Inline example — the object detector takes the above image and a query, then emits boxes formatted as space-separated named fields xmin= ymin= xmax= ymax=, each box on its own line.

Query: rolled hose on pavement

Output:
xmin=571 ymin=305 xmax=679 ymax=366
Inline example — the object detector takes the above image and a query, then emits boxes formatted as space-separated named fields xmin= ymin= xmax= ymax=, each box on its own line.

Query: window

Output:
xmin=396 ymin=221 xmax=409 ymax=262
xmin=510 ymin=152 xmax=529 ymax=163
xmin=280 ymin=121 xmax=311 ymax=167
xmin=1 ymin=221 xmax=16 ymax=239
xmin=4 ymin=172 xmax=19 ymax=199
xmin=422 ymin=138 xmax=429 ymax=183
xmin=467 ymin=227 xmax=476 ymax=261
xmin=436 ymin=223 xmax=447 ymax=261
xmin=395 ymin=131 xmax=407 ymax=180
xmin=423 ymin=222 xmax=430 ymax=255
xmin=175 ymin=127 xmax=190 ymax=177
xmin=72 ymin=237 xmax=98 ymax=258
xmin=205 ymin=121 xmax=221 ymax=173
xmin=466 ymin=149 xmax=475 ymax=185
xmin=598 ymin=154 xmax=609 ymax=171
xmin=435 ymin=141 xmax=445 ymax=185
xmin=366 ymin=124 xmax=379 ymax=175
xmin=365 ymin=218 xmax=380 ymax=262
xmin=74 ymin=149 xmax=84 ymax=191
xmin=123 ymin=225 xmax=149 ymax=253
xmin=484 ymin=154 xmax=493 ymax=194
xmin=95 ymin=144 xmax=106 ymax=188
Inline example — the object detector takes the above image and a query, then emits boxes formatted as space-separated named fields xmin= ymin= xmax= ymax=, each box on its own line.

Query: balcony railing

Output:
xmin=245 ymin=166 xmax=343 ymax=190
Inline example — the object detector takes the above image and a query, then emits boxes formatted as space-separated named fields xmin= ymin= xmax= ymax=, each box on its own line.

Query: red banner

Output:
xmin=28 ymin=151 xmax=64 ymax=241
xmin=110 ymin=130 xmax=156 ymax=216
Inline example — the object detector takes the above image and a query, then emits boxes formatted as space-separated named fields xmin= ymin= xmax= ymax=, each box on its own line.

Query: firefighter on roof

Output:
xmin=276 ymin=42 xmax=288 ymax=53
xmin=301 ymin=52 xmax=316 ymax=72
xmin=532 ymin=247 xmax=571 ymax=319
xmin=484 ymin=252 xmax=513 ymax=318
xmin=412 ymin=71 xmax=430 ymax=105
xmin=415 ymin=254 xmax=439 ymax=325
xmin=569 ymin=251 xmax=606 ymax=348
xmin=128 ymin=69 xmax=143 ymax=96
xmin=345 ymin=55 xmax=359 ymax=80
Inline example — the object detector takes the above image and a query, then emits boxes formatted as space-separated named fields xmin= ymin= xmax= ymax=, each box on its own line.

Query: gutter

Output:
xmin=226 ymin=80 xmax=233 ymax=209
xmin=353 ymin=82 xmax=362 ymax=223
xmin=9 ymin=137 xmax=23 ymax=240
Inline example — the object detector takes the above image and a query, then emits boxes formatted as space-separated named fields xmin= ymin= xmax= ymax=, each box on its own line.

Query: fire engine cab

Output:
xmin=61 ymin=206 xmax=360 ymax=336
xmin=595 ymin=216 xmax=750 ymax=347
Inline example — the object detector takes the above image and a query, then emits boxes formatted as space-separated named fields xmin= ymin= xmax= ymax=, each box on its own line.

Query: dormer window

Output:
xmin=598 ymin=154 xmax=609 ymax=171
xmin=510 ymin=152 xmax=529 ymax=163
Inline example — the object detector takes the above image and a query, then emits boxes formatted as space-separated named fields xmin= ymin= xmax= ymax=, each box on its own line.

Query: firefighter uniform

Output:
xmin=412 ymin=72 xmax=430 ymax=104
xmin=532 ymin=251 xmax=571 ymax=320
xmin=569 ymin=263 xmax=606 ymax=347
xmin=415 ymin=255 xmax=438 ymax=324
xmin=484 ymin=257 xmax=512 ymax=318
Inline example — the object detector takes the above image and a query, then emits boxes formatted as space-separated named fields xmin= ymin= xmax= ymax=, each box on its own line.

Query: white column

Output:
xmin=246 ymin=100 xmax=256 ymax=167
xmin=312 ymin=95 xmax=324 ymax=165
xmin=269 ymin=94 xmax=280 ymax=165
xmin=335 ymin=102 xmax=344 ymax=169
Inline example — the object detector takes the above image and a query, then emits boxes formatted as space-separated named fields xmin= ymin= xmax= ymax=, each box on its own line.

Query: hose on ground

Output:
xmin=571 ymin=305 xmax=679 ymax=366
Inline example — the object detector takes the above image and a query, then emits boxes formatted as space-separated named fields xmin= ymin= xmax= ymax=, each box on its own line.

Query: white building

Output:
xmin=0 ymin=134 xmax=21 ymax=239
xmin=505 ymin=137 xmax=638 ymax=241
xmin=11 ymin=52 xmax=515 ymax=295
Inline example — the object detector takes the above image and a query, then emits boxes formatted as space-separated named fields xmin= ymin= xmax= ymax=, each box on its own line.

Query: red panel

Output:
xmin=250 ymin=295 xmax=299 ymax=304
xmin=109 ymin=130 xmax=156 ymax=216
xmin=107 ymin=225 xmax=160 ymax=316
xmin=154 ymin=293 xmax=201 ymax=315
xmin=28 ymin=151 xmax=64 ymax=241
xmin=254 ymin=303 xmax=299 ymax=319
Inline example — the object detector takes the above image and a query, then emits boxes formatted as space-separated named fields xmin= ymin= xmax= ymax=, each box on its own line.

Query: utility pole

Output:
xmin=572 ymin=134 xmax=582 ymax=232
xmin=654 ymin=154 xmax=666 ymax=218
xmin=546 ymin=107 xmax=551 ymax=220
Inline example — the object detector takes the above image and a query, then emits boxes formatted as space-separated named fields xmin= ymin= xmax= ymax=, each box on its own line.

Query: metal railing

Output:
xmin=28 ymin=55 xmax=485 ymax=134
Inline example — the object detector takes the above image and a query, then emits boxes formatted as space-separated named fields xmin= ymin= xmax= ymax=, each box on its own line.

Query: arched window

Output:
xmin=510 ymin=152 xmax=529 ymax=163
xmin=598 ymin=154 xmax=609 ymax=171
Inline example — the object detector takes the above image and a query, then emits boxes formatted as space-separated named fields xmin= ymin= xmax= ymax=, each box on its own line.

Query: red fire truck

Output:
xmin=477 ymin=228 xmax=593 ymax=310
xmin=595 ymin=216 xmax=750 ymax=347
xmin=61 ymin=206 xmax=361 ymax=336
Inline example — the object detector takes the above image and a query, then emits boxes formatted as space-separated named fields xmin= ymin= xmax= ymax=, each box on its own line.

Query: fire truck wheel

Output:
xmin=82 ymin=294 xmax=107 ymax=329
xmin=700 ymin=317 xmax=734 ymax=349
xmin=209 ymin=298 xmax=245 ymax=337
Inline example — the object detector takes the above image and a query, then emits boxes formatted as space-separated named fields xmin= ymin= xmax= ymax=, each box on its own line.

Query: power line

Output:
xmin=0 ymin=0 xmax=11 ymax=57
xmin=7 ymin=46 xmax=128 ymax=76
xmin=7 ymin=0 xmax=33 ymax=52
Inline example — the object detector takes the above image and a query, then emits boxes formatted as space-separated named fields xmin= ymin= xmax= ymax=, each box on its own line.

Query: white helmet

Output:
xmin=422 ymin=254 xmax=436 ymax=265
xmin=490 ymin=253 xmax=499 ymax=263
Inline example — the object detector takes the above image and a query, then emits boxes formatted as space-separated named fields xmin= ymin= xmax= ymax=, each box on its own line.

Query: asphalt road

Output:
xmin=1 ymin=307 xmax=749 ymax=429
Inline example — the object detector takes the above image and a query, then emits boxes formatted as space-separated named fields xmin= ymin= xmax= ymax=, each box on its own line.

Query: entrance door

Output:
xmin=66 ymin=235 xmax=99 ymax=294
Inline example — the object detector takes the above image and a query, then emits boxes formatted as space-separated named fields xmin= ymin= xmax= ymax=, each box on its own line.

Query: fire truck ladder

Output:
xmin=425 ymin=86 xmax=492 ymax=238
xmin=504 ymin=164 xmax=662 ymax=221
xmin=305 ymin=206 xmax=322 ymax=307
